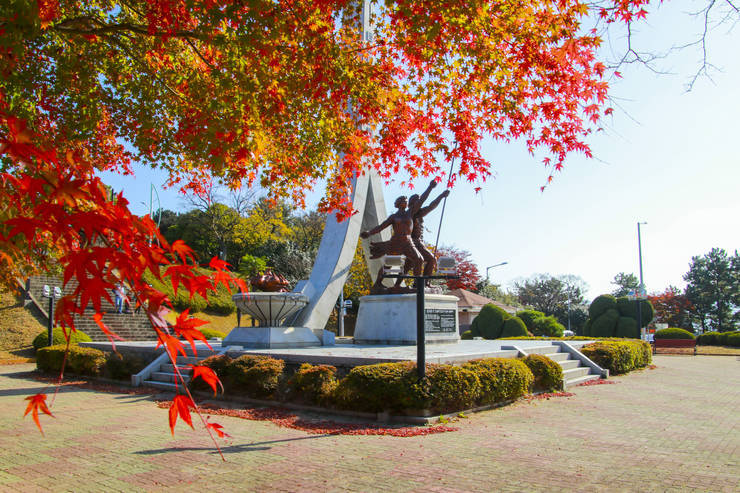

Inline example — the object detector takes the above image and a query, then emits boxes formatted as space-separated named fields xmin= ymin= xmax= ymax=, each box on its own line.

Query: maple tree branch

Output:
xmin=52 ymin=16 xmax=209 ymax=41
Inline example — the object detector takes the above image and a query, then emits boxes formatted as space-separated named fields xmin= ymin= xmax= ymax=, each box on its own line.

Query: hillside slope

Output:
xmin=0 ymin=288 xmax=45 ymax=361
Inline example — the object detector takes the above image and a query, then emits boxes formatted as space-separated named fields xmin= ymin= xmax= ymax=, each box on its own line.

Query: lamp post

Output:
xmin=486 ymin=262 xmax=508 ymax=281
xmin=637 ymin=221 xmax=647 ymax=337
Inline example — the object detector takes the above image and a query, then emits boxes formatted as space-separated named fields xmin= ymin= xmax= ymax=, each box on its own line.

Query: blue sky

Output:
xmin=101 ymin=2 xmax=740 ymax=301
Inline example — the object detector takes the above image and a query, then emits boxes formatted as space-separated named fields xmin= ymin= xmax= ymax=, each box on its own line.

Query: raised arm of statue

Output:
xmin=360 ymin=216 xmax=393 ymax=239
xmin=417 ymin=189 xmax=450 ymax=218
xmin=410 ymin=179 xmax=437 ymax=215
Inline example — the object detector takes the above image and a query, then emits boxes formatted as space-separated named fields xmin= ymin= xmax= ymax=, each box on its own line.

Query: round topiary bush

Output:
xmin=589 ymin=295 xmax=617 ymax=319
xmin=531 ymin=315 xmax=565 ymax=338
xmin=654 ymin=328 xmax=695 ymax=340
xmin=616 ymin=297 xmax=654 ymax=327
xmin=582 ymin=319 xmax=592 ymax=337
xmin=500 ymin=317 xmax=528 ymax=338
xmin=33 ymin=328 xmax=92 ymax=350
xmin=615 ymin=316 xmax=640 ymax=339
xmin=471 ymin=304 xmax=510 ymax=339
xmin=522 ymin=354 xmax=563 ymax=392
xmin=515 ymin=310 xmax=545 ymax=332
xmin=287 ymin=363 xmax=339 ymax=406
xmin=591 ymin=308 xmax=620 ymax=338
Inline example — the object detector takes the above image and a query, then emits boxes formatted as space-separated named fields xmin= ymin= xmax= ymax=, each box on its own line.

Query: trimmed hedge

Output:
xmin=654 ymin=328 xmax=695 ymax=340
xmin=531 ymin=315 xmax=565 ymax=338
xmin=36 ymin=344 xmax=106 ymax=376
xmin=696 ymin=331 xmax=722 ymax=345
xmin=33 ymin=328 xmax=91 ymax=350
xmin=516 ymin=309 xmax=545 ymax=331
xmin=287 ymin=363 xmax=338 ymax=406
xmin=589 ymin=295 xmax=617 ymax=319
xmin=591 ymin=308 xmax=620 ymax=338
xmin=522 ymin=354 xmax=563 ymax=392
xmin=103 ymin=352 xmax=148 ymax=381
xmin=471 ymin=304 xmax=510 ymax=339
xmin=460 ymin=330 xmax=474 ymax=340
xmin=615 ymin=316 xmax=639 ymax=339
xmin=616 ymin=297 xmax=654 ymax=327
xmin=720 ymin=331 xmax=740 ymax=347
xmin=581 ymin=340 xmax=651 ymax=375
xmin=461 ymin=358 xmax=533 ymax=405
xmin=198 ymin=354 xmax=284 ymax=398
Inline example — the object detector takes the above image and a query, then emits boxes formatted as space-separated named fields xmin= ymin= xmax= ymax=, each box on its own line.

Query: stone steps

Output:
xmin=142 ymin=352 xmax=216 ymax=392
xmin=535 ymin=344 xmax=603 ymax=389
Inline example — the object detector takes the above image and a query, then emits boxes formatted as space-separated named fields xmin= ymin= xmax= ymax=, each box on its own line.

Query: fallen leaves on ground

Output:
xmin=576 ymin=379 xmax=618 ymax=387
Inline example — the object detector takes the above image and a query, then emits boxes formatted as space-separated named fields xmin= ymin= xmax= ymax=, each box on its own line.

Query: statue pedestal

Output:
xmin=223 ymin=326 xmax=335 ymax=349
xmin=353 ymin=294 xmax=460 ymax=345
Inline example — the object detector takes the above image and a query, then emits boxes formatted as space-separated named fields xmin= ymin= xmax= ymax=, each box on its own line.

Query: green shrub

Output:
xmin=287 ymin=363 xmax=338 ymax=406
xmin=36 ymin=344 xmax=106 ymax=376
xmin=696 ymin=331 xmax=722 ymax=345
xmin=531 ymin=315 xmax=565 ymax=338
xmin=334 ymin=362 xmax=421 ymax=413
xmin=425 ymin=365 xmax=481 ymax=413
xmin=471 ymin=304 xmax=510 ymax=339
xmin=591 ymin=308 xmax=620 ymax=337
xmin=720 ymin=331 xmax=740 ymax=347
xmin=103 ymin=352 xmax=148 ymax=380
xmin=522 ymin=354 xmax=563 ymax=392
xmin=654 ymin=328 xmax=695 ymax=340
xmin=589 ymin=295 xmax=617 ymax=319
xmin=616 ymin=297 xmax=654 ymax=327
xmin=33 ymin=328 xmax=92 ymax=350
xmin=615 ymin=316 xmax=639 ymax=339
xmin=582 ymin=318 xmax=592 ymax=337
xmin=516 ymin=310 xmax=545 ymax=331
xmin=500 ymin=317 xmax=528 ymax=338
xmin=581 ymin=340 xmax=651 ymax=375
xmin=460 ymin=330 xmax=474 ymax=340
xmin=226 ymin=354 xmax=285 ymax=398
xmin=462 ymin=358 xmax=533 ymax=405
xmin=199 ymin=327 xmax=227 ymax=340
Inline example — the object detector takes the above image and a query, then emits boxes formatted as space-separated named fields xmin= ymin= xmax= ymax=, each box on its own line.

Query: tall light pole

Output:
xmin=486 ymin=262 xmax=508 ymax=281
xmin=637 ymin=221 xmax=647 ymax=337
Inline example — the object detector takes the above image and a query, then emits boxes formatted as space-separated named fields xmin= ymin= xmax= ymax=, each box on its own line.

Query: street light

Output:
xmin=486 ymin=262 xmax=508 ymax=281
xmin=637 ymin=221 xmax=647 ymax=338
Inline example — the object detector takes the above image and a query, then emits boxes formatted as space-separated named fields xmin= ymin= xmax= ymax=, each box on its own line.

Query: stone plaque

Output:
xmin=424 ymin=308 xmax=456 ymax=333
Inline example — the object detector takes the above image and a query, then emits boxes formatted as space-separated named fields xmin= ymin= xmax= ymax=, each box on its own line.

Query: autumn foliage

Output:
xmin=2 ymin=0 xmax=653 ymax=446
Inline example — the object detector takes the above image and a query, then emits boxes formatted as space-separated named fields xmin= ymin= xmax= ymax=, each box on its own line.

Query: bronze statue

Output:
xmin=408 ymin=187 xmax=450 ymax=276
xmin=250 ymin=269 xmax=290 ymax=292
xmin=360 ymin=180 xmax=446 ymax=293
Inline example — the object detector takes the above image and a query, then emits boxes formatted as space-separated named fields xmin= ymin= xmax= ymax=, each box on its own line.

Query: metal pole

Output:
xmin=637 ymin=221 xmax=647 ymax=336
xmin=47 ymin=294 xmax=54 ymax=347
xmin=416 ymin=277 xmax=426 ymax=379
xmin=338 ymin=289 xmax=345 ymax=337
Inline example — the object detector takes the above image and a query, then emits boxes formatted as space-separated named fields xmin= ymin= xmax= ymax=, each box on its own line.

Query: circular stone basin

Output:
xmin=232 ymin=292 xmax=309 ymax=326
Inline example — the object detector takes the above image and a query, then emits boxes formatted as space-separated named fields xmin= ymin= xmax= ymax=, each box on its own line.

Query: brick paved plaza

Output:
xmin=0 ymin=355 xmax=737 ymax=492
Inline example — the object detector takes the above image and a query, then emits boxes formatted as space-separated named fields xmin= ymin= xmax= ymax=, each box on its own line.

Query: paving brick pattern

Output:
xmin=0 ymin=355 xmax=737 ymax=492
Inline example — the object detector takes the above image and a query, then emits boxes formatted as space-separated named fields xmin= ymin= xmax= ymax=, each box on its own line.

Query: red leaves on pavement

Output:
xmin=577 ymin=379 xmax=617 ymax=387
xmin=24 ymin=393 xmax=54 ymax=435
xmin=169 ymin=395 xmax=195 ymax=435
xmin=189 ymin=365 xmax=223 ymax=396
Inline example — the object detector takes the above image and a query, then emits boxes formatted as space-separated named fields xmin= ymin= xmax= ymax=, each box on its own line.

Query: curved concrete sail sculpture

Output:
xmin=290 ymin=170 xmax=389 ymax=334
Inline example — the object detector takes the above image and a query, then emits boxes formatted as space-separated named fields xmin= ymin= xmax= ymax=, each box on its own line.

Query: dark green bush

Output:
xmin=36 ymin=344 xmax=106 ymax=376
xmin=616 ymin=297 xmax=654 ymax=327
xmin=589 ymin=295 xmax=617 ymax=319
xmin=500 ymin=317 xmax=528 ymax=338
xmin=425 ymin=365 xmax=481 ymax=412
xmin=103 ymin=352 xmax=148 ymax=380
xmin=460 ymin=330 xmax=474 ymax=340
xmin=199 ymin=327 xmax=227 ymax=340
xmin=696 ymin=331 xmax=722 ymax=345
xmin=581 ymin=340 xmax=651 ymax=375
xmin=462 ymin=358 xmax=533 ymax=405
xmin=615 ymin=316 xmax=639 ymax=339
xmin=516 ymin=309 xmax=545 ymax=331
xmin=471 ymin=304 xmax=510 ymax=339
xmin=720 ymin=331 xmax=740 ymax=347
xmin=591 ymin=308 xmax=620 ymax=337
xmin=33 ymin=328 xmax=92 ymax=350
xmin=654 ymin=328 xmax=695 ymax=340
xmin=287 ymin=363 xmax=338 ymax=406
xmin=531 ymin=315 xmax=565 ymax=338
xmin=334 ymin=362 xmax=421 ymax=412
xmin=226 ymin=354 xmax=285 ymax=398
xmin=522 ymin=354 xmax=563 ymax=392
xmin=582 ymin=318 xmax=592 ymax=337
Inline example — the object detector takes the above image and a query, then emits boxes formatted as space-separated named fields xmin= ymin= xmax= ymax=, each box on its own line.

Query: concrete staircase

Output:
xmin=136 ymin=349 xmax=219 ymax=392
xmin=517 ymin=343 xmax=604 ymax=388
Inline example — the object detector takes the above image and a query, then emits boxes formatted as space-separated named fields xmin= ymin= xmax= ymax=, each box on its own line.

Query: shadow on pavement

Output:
xmin=135 ymin=434 xmax=331 ymax=455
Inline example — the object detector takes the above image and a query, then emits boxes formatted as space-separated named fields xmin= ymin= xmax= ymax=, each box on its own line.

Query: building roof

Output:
xmin=448 ymin=288 xmax=518 ymax=314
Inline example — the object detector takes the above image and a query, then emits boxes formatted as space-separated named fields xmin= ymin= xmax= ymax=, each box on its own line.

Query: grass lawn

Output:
xmin=164 ymin=309 xmax=246 ymax=336
xmin=0 ymin=288 xmax=45 ymax=362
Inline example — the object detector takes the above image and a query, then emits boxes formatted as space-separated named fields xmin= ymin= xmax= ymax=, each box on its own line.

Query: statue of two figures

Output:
xmin=360 ymin=180 xmax=450 ymax=294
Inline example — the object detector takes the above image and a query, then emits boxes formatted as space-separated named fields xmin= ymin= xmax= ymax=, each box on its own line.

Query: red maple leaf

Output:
xmin=93 ymin=312 xmax=124 ymax=351
xmin=171 ymin=239 xmax=197 ymax=264
xmin=173 ymin=309 xmax=212 ymax=355
xmin=156 ymin=331 xmax=187 ymax=362
xmin=168 ymin=395 xmax=195 ymax=435
xmin=189 ymin=365 xmax=223 ymax=396
xmin=24 ymin=393 xmax=54 ymax=435
xmin=206 ymin=417 xmax=231 ymax=439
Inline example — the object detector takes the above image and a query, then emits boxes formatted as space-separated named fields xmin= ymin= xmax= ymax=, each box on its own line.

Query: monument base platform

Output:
xmin=223 ymin=326 xmax=334 ymax=349
xmin=353 ymin=293 xmax=460 ymax=345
